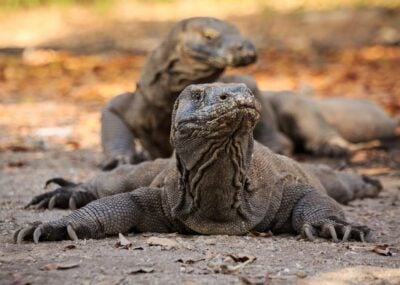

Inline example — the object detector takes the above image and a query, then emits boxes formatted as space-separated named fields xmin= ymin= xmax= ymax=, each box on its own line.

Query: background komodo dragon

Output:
xmin=100 ymin=17 xmax=268 ymax=170
xmin=220 ymin=74 xmax=399 ymax=156
xmin=17 ymin=83 xmax=380 ymax=243
xmin=101 ymin=17 xmax=397 ymax=168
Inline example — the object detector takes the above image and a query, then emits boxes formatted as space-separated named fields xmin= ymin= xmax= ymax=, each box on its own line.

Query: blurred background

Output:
xmin=0 ymin=0 xmax=399 ymax=154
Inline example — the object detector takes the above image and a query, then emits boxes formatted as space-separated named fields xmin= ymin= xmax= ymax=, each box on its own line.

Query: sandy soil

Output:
xmin=0 ymin=148 xmax=399 ymax=285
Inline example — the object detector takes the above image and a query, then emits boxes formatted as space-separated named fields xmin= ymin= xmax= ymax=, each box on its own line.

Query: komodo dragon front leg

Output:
xmin=254 ymin=184 xmax=371 ymax=242
xmin=289 ymin=185 xmax=370 ymax=241
xmin=15 ymin=188 xmax=175 ymax=243
xmin=24 ymin=158 xmax=170 ymax=210
xmin=101 ymin=92 xmax=151 ymax=170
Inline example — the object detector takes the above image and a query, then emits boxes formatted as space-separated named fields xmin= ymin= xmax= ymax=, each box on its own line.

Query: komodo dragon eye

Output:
xmin=192 ymin=90 xmax=203 ymax=101
xmin=201 ymin=29 xmax=220 ymax=41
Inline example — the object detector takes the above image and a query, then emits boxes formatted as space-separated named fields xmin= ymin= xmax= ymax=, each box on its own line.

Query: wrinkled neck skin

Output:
xmin=172 ymin=120 xmax=263 ymax=235
xmin=137 ymin=43 xmax=224 ymax=109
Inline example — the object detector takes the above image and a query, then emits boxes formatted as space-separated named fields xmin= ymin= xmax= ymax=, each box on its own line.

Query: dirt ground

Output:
xmin=1 ymin=148 xmax=400 ymax=285
xmin=1 ymin=2 xmax=400 ymax=285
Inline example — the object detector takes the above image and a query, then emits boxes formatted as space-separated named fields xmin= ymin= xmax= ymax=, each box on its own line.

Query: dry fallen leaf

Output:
xmin=176 ymin=258 xmax=205 ymax=264
xmin=132 ymin=246 xmax=144 ymax=250
xmin=372 ymin=244 xmax=393 ymax=256
xmin=2 ymin=145 xmax=32 ymax=153
xmin=228 ymin=254 xmax=257 ymax=263
xmin=346 ymin=243 xmax=396 ymax=257
xmin=41 ymin=262 xmax=80 ymax=271
xmin=146 ymin=236 xmax=179 ymax=250
xmin=129 ymin=267 xmax=154 ymax=274
xmin=207 ymin=254 xmax=257 ymax=274
xmin=114 ymin=233 xmax=132 ymax=249
xmin=7 ymin=161 xmax=28 ymax=168
xmin=63 ymin=244 xmax=77 ymax=251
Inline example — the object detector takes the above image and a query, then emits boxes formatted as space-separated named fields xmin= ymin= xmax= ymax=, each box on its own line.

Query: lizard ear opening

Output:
xmin=170 ymin=97 xmax=180 ymax=147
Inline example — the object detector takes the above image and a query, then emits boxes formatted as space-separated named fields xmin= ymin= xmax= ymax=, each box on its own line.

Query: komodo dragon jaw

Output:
xmin=169 ymin=83 xmax=263 ymax=234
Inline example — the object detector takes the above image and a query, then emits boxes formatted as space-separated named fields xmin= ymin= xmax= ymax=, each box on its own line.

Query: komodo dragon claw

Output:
xmin=15 ymin=222 xmax=80 ymax=243
xmin=301 ymin=221 xmax=371 ymax=242
xmin=45 ymin=177 xmax=77 ymax=188
xmin=24 ymin=179 xmax=96 ymax=210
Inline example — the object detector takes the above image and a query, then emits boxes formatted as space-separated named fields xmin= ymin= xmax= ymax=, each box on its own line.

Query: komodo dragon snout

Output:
xmin=179 ymin=17 xmax=257 ymax=68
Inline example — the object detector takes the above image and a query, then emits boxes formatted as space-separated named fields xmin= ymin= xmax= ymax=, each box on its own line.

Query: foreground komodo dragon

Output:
xmin=100 ymin=17 xmax=263 ymax=170
xmin=221 ymin=74 xmax=399 ymax=156
xmin=17 ymin=83 xmax=379 ymax=243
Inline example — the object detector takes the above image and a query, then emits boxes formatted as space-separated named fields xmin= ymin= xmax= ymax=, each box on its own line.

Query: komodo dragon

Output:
xmin=102 ymin=17 xmax=397 ymax=166
xmin=220 ymin=74 xmax=399 ymax=156
xmin=100 ymin=17 xmax=261 ymax=170
xmin=17 ymin=83 xmax=380 ymax=243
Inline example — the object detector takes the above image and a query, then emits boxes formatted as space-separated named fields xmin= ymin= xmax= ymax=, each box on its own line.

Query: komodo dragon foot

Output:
xmin=307 ymin=136 xmax=351 ymax=157
xmin=16 ymin=194 xmax=136 ymax=243
xmin=101 ymin=152 xmax=150 ymax=171
xmin=291 ymin=189 xmax=373 ymax=242
xmin=300 ymin=220 xmax=371 ymax=242
xmin=24 ymin=178 xmax=96 ymax=210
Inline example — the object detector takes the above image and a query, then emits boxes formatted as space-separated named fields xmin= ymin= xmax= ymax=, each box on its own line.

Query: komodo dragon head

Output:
xmin=138 ymin=18 xmax=257 ymax=101
xmin=169 ymin=83 xmax=263 ymax=234
xmin=175 ymin=17 xmax=257 ymax=68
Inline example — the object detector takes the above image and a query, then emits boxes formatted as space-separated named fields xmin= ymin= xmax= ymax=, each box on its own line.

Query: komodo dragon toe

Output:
xmin=25 ymin=178 xmax=96 ymax=210
xmin=300 ymin=222 xmax=371 ymax=242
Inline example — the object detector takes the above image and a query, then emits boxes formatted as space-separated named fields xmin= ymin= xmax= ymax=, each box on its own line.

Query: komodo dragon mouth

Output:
xmin=177 ymin=105 xmax=260 ymax=129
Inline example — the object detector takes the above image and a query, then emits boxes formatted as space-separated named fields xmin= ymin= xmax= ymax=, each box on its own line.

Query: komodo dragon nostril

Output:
xmin=219 ymin=94 xmax=228 ymax=101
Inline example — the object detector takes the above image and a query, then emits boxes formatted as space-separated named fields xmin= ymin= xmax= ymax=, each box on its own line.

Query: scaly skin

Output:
xmin=100 ymin=17 xmax=257 ymax=170
xmin=221 ymin=74 xmax=399 ymax=157
xmin=17 ymin=83 xmax=376 ymax=243
xmin=101 ymin=18 xmax=397 ymax=165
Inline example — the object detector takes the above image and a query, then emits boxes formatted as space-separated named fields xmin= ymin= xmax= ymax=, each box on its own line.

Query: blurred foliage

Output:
xmin=0 ymin=46 xmax=399 ymax=150
xmin=0 ymin=0 xmax=114 ymax=11
xmin=0 ymin=0 xmax=399 ymax=11
xmin=1 ymin=0 xmax=108 ymax=7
